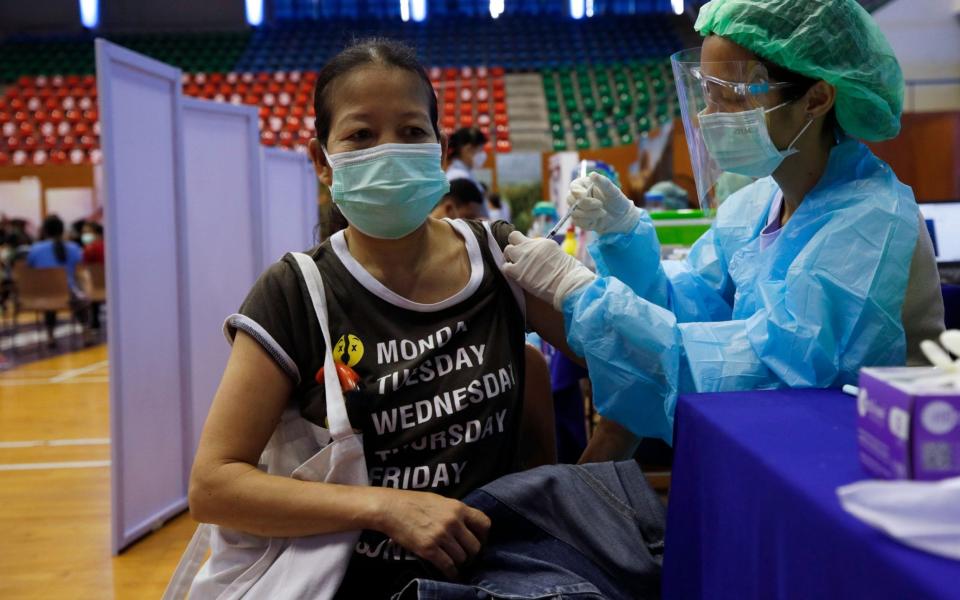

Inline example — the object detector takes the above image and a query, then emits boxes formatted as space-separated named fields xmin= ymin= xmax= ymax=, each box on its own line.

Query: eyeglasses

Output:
xmin=691 ymin=66 xmax=797 ymax=102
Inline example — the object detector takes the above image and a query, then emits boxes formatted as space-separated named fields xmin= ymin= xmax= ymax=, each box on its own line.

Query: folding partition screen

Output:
xmin=179 ymin=98 xmax=264 ymax=460
xmin=96 ymin=39 xmax=188 ymax=553
xmin=261 ymin=146 xmax=318 ymax=264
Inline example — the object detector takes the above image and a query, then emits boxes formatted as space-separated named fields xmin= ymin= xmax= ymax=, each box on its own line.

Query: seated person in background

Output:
xmin=26 ymin=215 xmax=84 ymax=347
xmin=430 ymin=178 xmax=489 ymax=221
xmin=81 ymin=222 xmax=105 ymax=334
xmin=81 ymin=222 xmax=104 ymax=264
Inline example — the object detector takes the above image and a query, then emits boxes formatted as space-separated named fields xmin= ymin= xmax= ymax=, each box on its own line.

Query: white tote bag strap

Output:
xmin=161 ymin=523 xmax=212 ymax=600
xmin=481 ymin=221 xmax=527 ymax=322
xmin=290 ymin=252 xmax=354 ymax=441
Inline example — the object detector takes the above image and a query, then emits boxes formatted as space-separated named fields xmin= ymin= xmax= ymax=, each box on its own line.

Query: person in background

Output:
xmin=81 ymin=222 xmax=105 ymax=335
xmin=69 ymin=219 xmax=87 ymax=247
xmin=445 ymin=127 xmax=488 ymax=201
xmin=429 ymin=178 xmax=488 ymax=221
xmin=81 ymin=222 xmax=104 ymax=264
xmin=487 ymin=192 xmax=511 ymax=223
xmin=26 ymin=215 xmax=84 ymax=348
xmin=647 ymin=181 xmax=690 ymax=211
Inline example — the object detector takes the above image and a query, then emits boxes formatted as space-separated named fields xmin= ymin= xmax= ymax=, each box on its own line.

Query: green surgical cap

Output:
xmin=695 ymin=0 xmax=904 ymax=141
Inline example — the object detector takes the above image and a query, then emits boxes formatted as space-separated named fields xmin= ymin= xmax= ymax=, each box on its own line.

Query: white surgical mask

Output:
xmin=699 ymin=102 xmax=813 ymax=178
xmin=323 ymin=143 xmax=450 ymax=240
xmin=471 ymin=150 xmax=488 ymax=170
xmin=81 ymin=233 xmax=96 ymax=245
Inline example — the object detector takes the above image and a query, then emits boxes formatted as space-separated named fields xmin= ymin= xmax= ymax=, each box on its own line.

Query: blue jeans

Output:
xmin=395 ymin=461 xmax=665 ymax=600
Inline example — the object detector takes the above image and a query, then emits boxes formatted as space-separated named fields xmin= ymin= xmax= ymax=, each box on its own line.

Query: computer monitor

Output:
xmin=919 ymin=201 xmax=960 ymax=265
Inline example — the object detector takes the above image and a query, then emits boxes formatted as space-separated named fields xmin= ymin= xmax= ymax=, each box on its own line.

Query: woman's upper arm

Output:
xmin=525 ymin=291 xmax=584 ymax=366
xmin=192 ymin=330 xmax=295 ymax=475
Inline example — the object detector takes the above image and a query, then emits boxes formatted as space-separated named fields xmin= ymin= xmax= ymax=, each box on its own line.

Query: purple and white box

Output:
xmin=857 ymin=367 xmax=960 ymax=481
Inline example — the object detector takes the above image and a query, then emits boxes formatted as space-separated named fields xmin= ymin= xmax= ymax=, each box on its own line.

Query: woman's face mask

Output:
xmin=323 ymin=142 xmax=450 ymax=240
xmin=699 ymin=101 xmax=814 ymax=178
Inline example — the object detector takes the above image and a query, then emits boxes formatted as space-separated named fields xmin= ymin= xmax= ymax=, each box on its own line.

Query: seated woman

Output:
xmin=25 ymin=215 xmax=84 ymax=347
xmin=187 ymin=39 xmax=570 ymax=599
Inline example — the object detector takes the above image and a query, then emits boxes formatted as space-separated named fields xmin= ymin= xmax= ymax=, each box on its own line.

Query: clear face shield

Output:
xmin=671 ymin=48 xmax=805 ymax=212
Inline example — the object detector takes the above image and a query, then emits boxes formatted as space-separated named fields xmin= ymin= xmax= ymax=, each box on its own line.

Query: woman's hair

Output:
xmin=41 ymin=214 xmax=67 ymax=264
xmin=312 ymin=39 xmax=440 ymax=146
xmin=761 ymin=58 xmax=838 ymax=133
xmin=448 ymin=127 xmax=488 ymax=160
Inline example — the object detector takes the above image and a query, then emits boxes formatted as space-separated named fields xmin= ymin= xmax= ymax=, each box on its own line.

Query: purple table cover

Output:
xmin=664 ymin=389 xmax=960 ymax=600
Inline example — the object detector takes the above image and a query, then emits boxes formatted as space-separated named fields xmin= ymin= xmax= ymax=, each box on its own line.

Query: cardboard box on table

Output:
xmin=857 ymin=367 xmax=960 ymax=481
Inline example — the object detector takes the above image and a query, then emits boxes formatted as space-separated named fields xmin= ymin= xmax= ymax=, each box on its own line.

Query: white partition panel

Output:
xmin=0 ymin=178 xmax=42 ymax=227
xmin=261 ymin=147 xmax=317 ymax=263
xmin=45 ymin=187 xmax=95 ymax=225
xmin=180 ymin=97 xmax=263 ymax=460
xmin=96 ymin=39 xmax=187 ymax=553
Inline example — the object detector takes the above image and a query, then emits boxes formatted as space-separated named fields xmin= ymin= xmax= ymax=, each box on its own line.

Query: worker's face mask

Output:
xmin=323 ymin=143 xmax=450 ymax=240
xmin=699 ymin=101 xmax=814 ymax=178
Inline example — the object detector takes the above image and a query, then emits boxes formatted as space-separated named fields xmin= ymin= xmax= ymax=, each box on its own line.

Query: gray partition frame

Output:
xmin=179 ymin=97 xmax=264 ymax=465
xmin=303 ymin=155 xmax=318 ymax=249
xmin=261 ymin=147 xmax=317 ymax=263
xmin=96 ymin=39 xmax=188 ymax=554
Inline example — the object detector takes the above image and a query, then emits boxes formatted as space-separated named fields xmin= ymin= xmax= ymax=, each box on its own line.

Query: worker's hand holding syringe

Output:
xmin=564 ymin=170 xmax=642 ymax=236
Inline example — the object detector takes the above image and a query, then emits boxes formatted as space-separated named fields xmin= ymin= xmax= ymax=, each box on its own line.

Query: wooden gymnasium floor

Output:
xmin=0 ymin=344 xmax=195 ymax=599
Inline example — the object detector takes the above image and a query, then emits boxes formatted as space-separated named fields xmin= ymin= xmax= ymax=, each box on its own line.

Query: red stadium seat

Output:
xmin=0 ymin=152 xmax=9 ymax=166
xmin=495 ymin=139 xmax=512 ymax=152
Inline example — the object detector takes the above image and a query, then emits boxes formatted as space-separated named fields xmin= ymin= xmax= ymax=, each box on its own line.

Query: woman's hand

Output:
xmin=373 ymin=488 xmax=491 ymax=580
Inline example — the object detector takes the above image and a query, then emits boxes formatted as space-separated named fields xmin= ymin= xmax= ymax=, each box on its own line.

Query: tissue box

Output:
xmin=857 ymin=367 xmax=960 ymax=481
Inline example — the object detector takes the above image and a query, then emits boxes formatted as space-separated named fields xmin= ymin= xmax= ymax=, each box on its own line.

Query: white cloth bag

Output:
xmin=163 ymin=252 xmax=369 ymax=599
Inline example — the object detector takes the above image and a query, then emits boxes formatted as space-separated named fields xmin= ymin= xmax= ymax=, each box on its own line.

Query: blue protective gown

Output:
xmin=563 ymin=138 xmax=919 ymax=444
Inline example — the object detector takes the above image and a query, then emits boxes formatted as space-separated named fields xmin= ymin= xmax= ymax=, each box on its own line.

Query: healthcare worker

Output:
xmin=502 ymin=0 xmax=945 ymax=450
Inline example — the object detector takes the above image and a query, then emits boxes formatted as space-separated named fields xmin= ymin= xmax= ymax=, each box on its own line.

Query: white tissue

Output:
xmin=837 ymin=477 xmax=960 ymax=561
